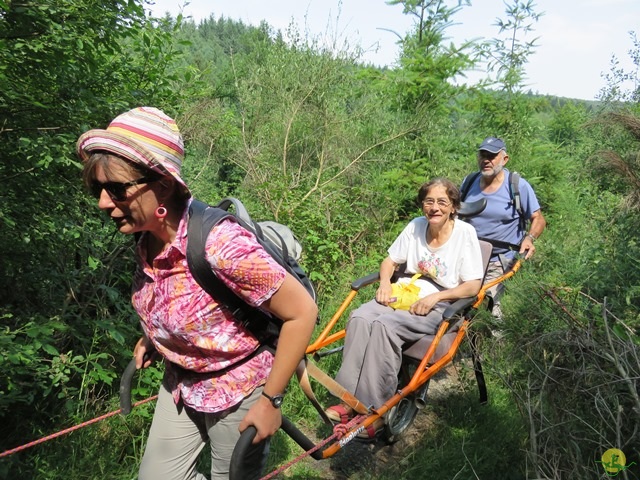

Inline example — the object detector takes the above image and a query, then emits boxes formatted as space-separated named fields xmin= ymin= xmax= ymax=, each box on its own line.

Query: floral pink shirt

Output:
xmin=132 ymin=202 xmax=286 ymax=413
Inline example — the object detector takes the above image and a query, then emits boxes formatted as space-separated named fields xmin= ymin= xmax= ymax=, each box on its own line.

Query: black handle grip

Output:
xmin=229 ymin=426 xmax=260 ymax=480
xmin=228 ymin=415 xmax=324 ymax=480
xmin=119 ymin=358 xmax=138 ymax=415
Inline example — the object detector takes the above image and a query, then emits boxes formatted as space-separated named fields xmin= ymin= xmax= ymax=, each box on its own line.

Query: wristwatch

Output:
xmin=262 ymin=391 xmax=285 ymax=408
xmin=526 ymin=233 xmax=537 ymax=242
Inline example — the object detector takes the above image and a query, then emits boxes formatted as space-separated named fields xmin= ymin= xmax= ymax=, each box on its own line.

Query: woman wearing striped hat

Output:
xmin=77 ymin=107 xmax=317 ymax=480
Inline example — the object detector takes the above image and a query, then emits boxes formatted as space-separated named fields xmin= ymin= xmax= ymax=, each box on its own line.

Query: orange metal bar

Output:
xmin=306 ymin=330 xmax=346 ymax=354
xmin=321 ymin=320 xmax=472 ymax=458
xmin=420 ymin=324 xmax=468 ymax=374
xmin=404 ymin=323 xmax=469 ymax=392
xmin=472 ymin=259 xmax=522 ymax=308
xmin=401 ymin=319 xmax=451 ymax=393
xmin=306 ymin=289 xmax=358 ymax=354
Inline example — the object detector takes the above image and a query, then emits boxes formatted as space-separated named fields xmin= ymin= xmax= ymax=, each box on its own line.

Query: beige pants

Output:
xmin=138 ymin=380 xmax=268 ymax=480
xmin=484 ymin=258 xmax=515 ymax=320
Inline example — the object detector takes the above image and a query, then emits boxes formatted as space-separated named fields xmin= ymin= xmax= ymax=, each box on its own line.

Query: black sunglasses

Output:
xmin=90 ymin=177 xmax=156 ymax=202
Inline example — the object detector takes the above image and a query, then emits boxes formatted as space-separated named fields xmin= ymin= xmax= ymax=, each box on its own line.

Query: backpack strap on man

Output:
xmin=460 ymin=171 xmax=481 ymax=201
xmin=508 ymin=171 xmax=526 ymax=232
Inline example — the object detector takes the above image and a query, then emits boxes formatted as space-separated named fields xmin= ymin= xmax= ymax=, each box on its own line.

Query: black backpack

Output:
xmin=186 ymin=198 xmax=316 ymax=345
xmin=460 ymin=170 xmax=526 ymax=232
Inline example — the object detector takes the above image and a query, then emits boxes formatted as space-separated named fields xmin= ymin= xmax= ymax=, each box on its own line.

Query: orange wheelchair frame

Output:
xmin=228 ymin=240 xmax=522 ymax=477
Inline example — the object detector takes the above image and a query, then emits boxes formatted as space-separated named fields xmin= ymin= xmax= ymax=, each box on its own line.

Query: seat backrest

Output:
xmin=478 ymin=239 xmax=493 ymax=282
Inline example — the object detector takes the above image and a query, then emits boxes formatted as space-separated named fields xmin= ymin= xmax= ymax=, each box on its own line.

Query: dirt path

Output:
xmin=281 ymin=362 xmax=470 ymax=479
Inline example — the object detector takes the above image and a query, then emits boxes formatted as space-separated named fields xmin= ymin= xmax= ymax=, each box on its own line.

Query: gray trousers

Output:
xmin=138 ymin=380 xmax=269 ymax=480
xmin=334 ymin=299 xmax=446 ymax=409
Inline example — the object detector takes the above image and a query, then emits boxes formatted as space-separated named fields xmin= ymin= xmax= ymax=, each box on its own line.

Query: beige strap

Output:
xmin=295 ymin=359 xmax=333 ymax=425
xmin=296 ymin=358 xmax=369 ymax=415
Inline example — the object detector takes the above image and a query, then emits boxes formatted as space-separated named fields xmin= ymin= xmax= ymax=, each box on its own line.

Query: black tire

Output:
xmin=382 ymin=380 xmax=429 ymax=444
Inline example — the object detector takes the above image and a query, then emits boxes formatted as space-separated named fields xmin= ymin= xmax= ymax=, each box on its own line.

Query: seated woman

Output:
xmin=326 ymin=178 xmax=484 ymax=439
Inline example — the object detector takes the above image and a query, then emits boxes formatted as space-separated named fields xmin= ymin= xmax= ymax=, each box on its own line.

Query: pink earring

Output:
xmin=155 ymin=204 xmax=167 ymax=219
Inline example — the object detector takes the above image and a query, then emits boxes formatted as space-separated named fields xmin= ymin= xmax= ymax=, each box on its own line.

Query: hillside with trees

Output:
xmin=1 ymin=1 xmax=639 ymax=478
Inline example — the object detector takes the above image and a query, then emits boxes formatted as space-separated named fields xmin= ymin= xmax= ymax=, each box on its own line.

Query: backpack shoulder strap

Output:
xmin=186 ymin=199 xmax=245 ymax=316
xmin=186 ymin=199 xmax=274 ymax=340
xmin=508 ymin=171 xmax=526 ymax=231
xmin=460 ymin=171 xmax=481 ymax=201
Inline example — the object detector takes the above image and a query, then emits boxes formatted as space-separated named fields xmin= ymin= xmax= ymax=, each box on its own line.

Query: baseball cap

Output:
xmin=478 ymin=137 xmax=506 ymax=154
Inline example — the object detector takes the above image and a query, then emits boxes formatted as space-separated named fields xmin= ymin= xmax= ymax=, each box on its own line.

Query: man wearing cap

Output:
xmin=461 ymin=136 xmax=546 ymax=319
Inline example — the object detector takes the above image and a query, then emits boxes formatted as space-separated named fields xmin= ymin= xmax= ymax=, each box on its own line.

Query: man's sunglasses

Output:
xmin=90 ymin=177 xmax=156 ymax=202
xmin=478 ymin=150 xmax=501 ymax=160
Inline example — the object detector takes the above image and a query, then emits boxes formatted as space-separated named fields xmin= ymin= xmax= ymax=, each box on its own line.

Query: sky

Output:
xmin=147 ymin=0 xmax=639 ymax=101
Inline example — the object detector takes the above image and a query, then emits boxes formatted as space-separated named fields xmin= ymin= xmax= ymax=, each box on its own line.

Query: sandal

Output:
xmin=325 ymin=404 xmax=354 ymax=424
xmin=356 ymin=418 xmax=385 ymax=441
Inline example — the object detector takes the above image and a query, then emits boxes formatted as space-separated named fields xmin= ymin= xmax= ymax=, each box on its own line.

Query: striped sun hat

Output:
xmin=76 ymin=107 xmax=189 ymax=193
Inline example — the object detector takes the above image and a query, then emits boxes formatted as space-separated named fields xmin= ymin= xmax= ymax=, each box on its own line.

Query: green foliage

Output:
xmin=461 ymin=89 xmax=547 ymax=156
xmin=181 ymin=23 xmax=419 ymax=298
xmin=497 ymin=276 xmax=640 ymax=478
xmin=467 ymin=0 xmax=544 ymax=146
xmin=599 ymin=31 xmax=640 ymax=105
xmin=388 ymin=0 xmax=475 ymax=114
xmin=0 ymin=0 xmax=204 ymax=472
xmin=367 ymin=1 xmax=482 ymax=203
xmin=2 ymin=3 xmax=640 ymax=479
xmin=479 ymin=0 xmax=544 ymax=96
xmin=546 ymin=100 xmax=590 ymax=150
xmin=172 ymin=15 xmax=275 ymax=102
xmin=412 ymin=384 xmax=527 ymax=479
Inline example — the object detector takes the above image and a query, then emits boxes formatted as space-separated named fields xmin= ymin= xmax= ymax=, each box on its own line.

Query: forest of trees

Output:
xmin=1 ymin=0 xmax=639 ymax=478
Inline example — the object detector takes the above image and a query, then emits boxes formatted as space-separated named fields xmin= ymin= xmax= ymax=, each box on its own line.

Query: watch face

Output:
xmin=263 ymin=391 xmax=285 ymax=408
xmin=272 ymin=394 xmax=284 ymax=408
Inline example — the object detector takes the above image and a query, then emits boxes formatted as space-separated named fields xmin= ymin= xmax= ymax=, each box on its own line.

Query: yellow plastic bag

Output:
xmin=389 ymin=273 xmax=422 ymax=310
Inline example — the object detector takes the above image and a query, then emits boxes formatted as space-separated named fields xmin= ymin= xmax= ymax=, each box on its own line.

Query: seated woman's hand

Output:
xmin=375 ymin=283 xmax=394 ymax=306
xmin=409 ymin=293 xmax=439 ymax=316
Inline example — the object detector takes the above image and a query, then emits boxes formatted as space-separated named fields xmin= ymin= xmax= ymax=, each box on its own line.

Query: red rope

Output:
xmin=259 ymin=415 xmax=365 ymax=480
xmin=0 ymin=395 xmax=158 ymax=459
xmin=3 ymin=398 xmax=365 ymax=480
